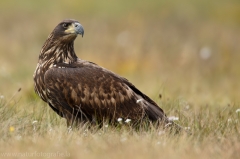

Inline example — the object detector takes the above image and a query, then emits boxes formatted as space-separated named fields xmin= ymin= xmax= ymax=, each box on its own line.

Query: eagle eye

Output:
xmin=62 ymin=23 xmax=69 ymax=28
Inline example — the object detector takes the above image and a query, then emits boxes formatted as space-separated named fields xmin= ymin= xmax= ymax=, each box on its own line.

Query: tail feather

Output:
xmin=145 ymin=102 xmax=186 ymax=133
xmin=145 ymin=102 xmax=167 ymax=121
xmin=127 ymin=83 xmax=186 ymax=133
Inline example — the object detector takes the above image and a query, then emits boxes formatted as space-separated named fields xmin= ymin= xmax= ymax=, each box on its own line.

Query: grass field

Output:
xmin=0 ymin=0 xmax=240 ymax=158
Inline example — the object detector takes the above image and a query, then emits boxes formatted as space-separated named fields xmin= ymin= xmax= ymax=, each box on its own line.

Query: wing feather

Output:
xmin=44 ymin=61 xmax=166 ymax=122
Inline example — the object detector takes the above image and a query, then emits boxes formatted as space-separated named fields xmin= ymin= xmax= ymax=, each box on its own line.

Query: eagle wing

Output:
xmin=44 ymin=60 xmax=166 ymax=123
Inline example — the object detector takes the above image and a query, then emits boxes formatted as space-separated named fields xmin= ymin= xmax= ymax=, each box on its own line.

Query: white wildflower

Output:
xmin=125 ymin=119 xmax=131 ymax=123
xmin=136 ymin=99 xmax=144 ymax=103
xmin=15 ymin=135 xmax=22 ymax=141
xmin=120 ymin=137 xmax=127 ymax=142
xmin=228 ymin=118 xmax=232 ymax=123
xmin=199 ymin=46 xmax=212 ymax=60
xmin=48 ymin=128 xmax=53 ymax=132
xmin=185 ymin=105 xmax=190 ymax=110
xmin=32 ymin=120 xmax=38 ymax=124
xmin=0 ymin=95 xmax=4 ymax=99
xmin=116 ymin=30 xmax=131 ymax=48
xmin=158 ymin=130 xmax=165 ymax=136
xmin=104 ymin=124 xmax=109 ymax=128
xmin=184 ymin=127 xmax=191 ymax=130
xmin=83 ymin=129 xmax=88 ymax=136
xmin=236 ymin=109 xmax=240 ymax=113
xmin=168 ymin=116 xmax=179 ymax=121
xmin=117 ymin=118 xmax=122 ymax=122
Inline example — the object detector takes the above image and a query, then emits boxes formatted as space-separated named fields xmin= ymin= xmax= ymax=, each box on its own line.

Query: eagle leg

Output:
xmin=63 ymin=106 xmax=91 ymax=128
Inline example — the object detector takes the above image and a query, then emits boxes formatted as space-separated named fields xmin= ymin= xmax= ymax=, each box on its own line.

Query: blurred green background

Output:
xmin=0 ymin=0 xmax=240 ymax=106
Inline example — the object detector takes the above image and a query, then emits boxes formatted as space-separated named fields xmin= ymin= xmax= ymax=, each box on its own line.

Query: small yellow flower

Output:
xmin=9 ymin=126 xmax=15 ymax=132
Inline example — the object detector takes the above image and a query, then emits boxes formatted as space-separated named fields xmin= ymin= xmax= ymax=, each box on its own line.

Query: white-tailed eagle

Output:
xmin=33 ymin=19 xmax=181 ymax=130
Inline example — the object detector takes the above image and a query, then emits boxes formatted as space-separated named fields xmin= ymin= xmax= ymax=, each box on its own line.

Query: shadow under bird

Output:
xmin=33 ymin=19 xmax=182 ymax=130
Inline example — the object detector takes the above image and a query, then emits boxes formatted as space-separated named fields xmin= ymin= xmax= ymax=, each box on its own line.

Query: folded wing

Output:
xmin=44 ymin=61 xmax=167 ymax=124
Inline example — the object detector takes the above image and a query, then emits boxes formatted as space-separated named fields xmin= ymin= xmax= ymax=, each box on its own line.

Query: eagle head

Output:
xmin=51 ymin=19 xmax=84 ymax=42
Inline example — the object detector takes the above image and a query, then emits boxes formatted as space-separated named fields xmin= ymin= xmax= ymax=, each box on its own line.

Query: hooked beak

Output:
xmin=65 ymin=22 xmax=84 ymax=37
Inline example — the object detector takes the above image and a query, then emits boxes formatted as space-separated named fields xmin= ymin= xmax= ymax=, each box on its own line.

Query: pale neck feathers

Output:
xmin=38 ymin=33 xmax=78 ymax=66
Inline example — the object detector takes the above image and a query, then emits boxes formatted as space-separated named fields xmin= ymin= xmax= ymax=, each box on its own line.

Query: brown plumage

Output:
xmin=33 ymin=19 xmax=178 ymax=128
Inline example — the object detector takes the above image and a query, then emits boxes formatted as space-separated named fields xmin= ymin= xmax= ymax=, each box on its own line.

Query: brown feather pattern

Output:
xmin=34 ymin=19 xmax=171 ymax=127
